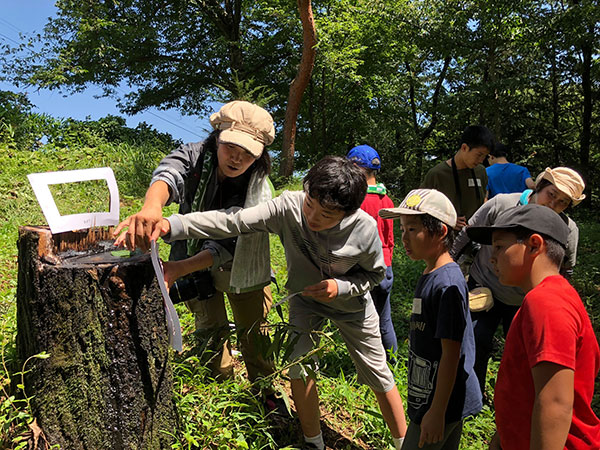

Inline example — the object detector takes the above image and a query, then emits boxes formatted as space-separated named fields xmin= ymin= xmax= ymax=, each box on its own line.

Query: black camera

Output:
xmin=169 ymin=270 xmax=216 ymax=304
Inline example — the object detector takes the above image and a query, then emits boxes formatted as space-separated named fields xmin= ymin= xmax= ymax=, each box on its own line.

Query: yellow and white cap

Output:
xmin=379 ymin=188 xmax=457 ymax=228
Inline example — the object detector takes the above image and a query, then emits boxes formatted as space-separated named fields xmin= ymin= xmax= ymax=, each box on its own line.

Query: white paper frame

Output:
xmin=27 ymin=167 xmax=120 ymax=234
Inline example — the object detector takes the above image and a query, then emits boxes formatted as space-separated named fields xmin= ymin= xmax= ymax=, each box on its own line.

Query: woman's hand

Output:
xmin=302 ymin=279 xmax=338 ymax=302
xmin=162 ymin=260 xmax=183 ymax=290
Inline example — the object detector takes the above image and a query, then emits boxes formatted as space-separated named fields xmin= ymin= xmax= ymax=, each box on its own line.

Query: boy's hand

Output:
xmin=418 ymin=407 xmax=445 ymax=447
xmin=302 ymin=279 xmax=338 ymax=302
xmin=113 ymin=205 xmax=165 ymax=251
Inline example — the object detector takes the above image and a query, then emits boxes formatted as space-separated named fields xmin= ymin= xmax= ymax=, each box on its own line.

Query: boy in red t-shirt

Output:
xmin=347 ymin=145 xmax=398 ymax=360
xmin=467 ymin=204 xmax=600 ymax=450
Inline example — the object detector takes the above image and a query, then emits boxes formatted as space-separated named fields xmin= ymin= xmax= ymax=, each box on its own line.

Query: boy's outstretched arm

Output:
xmin=163 ymin=196 xmax=283 ymax=242
xmin=419 ymin=339 xmax=460 ymax=447
xmin=530 ymin=361 xmax=574 ymax=449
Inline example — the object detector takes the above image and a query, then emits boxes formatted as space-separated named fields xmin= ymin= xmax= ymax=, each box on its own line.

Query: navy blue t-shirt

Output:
xmin=407 ymin=262 xmax=482 ymax=424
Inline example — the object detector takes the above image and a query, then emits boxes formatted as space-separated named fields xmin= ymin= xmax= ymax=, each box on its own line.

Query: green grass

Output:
xmin=1 ymin=142 xmax=599 ymax=449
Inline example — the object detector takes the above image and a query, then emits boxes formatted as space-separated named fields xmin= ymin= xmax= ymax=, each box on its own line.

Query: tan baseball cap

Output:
xmin=379 ymin=188 xmax=457 ymax=228
xmin=210 ymin=101 xmax=275 ymax=158
xmin=535 ymin=167 xmax=586 ymax=206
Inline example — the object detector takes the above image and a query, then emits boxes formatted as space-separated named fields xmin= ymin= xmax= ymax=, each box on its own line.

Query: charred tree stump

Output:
xmin=16 ymin=226 xmax=178 ymax=450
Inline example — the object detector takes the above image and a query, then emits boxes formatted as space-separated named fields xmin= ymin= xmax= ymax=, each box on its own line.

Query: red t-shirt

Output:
xmin=361 ymin=192 xmax=394 ymax=266
xmin=495 ymin=275 xmax=600 ymax=449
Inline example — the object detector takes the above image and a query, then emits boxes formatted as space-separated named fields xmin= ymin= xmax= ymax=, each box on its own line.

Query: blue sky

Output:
xmin=0 ymin=1 xmax=210 ymax=143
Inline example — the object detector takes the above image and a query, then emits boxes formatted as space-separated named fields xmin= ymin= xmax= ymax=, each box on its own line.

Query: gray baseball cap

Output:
xmin=467 ymin=204 xmax=569 ymax=246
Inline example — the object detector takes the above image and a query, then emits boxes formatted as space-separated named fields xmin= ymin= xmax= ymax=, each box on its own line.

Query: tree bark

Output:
xmin=550 ymin=43 xmax=561 ymax=166
xmin=406 ymin=56 xmax=451 ymax=183
xmin=16 ymin=226 xmax=177 ymax=450
xmin=579 ymin=28 xmax=592 ymax=206
xmin=280 ymin=0 xmax=317 ymax=177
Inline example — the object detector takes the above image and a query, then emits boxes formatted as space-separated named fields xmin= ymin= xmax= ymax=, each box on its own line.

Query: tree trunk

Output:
xmin=579 ymin=29 xmax=592 ymax=207
xmin=550 ymin=44 xmax=561 ymax=166
xmin=16 ymin=226 xmax=177 ymax=450
xmin=280 ymin=0 xmax=317 ymax=177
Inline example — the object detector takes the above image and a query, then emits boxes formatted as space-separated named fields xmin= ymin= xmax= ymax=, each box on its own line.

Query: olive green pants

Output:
xmin=187 ymin=283 xmax=274 ymax=382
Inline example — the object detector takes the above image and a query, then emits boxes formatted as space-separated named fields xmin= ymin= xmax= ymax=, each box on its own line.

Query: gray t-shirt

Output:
xmin=165 ymin=190 xmax=386 ymax=316
xmin=452 ymin=192 xmax=579 ymax=306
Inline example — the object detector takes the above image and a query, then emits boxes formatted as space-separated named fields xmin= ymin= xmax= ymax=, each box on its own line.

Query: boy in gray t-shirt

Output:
xmin=156 ymin=156 xmax=408 ymax=450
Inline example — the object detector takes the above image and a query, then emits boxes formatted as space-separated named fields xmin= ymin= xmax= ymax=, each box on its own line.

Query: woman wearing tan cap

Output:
xmin=114 ymin=101 xmax=279 ymax=405
xmin=451 ymin=166 xmax=585 ymax=398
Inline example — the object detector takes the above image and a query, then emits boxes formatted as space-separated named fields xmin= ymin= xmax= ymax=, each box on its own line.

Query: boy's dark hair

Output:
xmin=421 ymin=214 xmax=455 ymax=251
xmin=206 ymin=129 xmax=271 ymax=178
xmin=490 ymin=142 xmax=509 ymax=158
xmin=303 ymin=156 xmax=367 ymax=214
xmin=513 ymin=226 xmax=566 ymax=268
xmin=460 ymin=125 xmax=495 ymax=152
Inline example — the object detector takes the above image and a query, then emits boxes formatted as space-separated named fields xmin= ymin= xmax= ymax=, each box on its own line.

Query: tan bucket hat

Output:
xmin=379 ymin=188 xmax=457 ymax=228
xmin=210 ymin=101 xmax=275 ymax=158
xmin=535 ymin=167 xmax=586 ymax=206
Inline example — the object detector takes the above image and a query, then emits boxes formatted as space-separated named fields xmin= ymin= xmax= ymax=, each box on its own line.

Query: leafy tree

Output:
xmin=3 ymin=0 xmax=296 ymax=116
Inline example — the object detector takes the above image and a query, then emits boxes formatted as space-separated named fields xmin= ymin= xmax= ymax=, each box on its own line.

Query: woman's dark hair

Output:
xmin=303 ymin=156 xmax=367 ymax=214
xmin=205 ymin=129 xmax=271 ymax=178
xmin=534 ymin=178 xmax=552 ymax=193
xmin=421 ymin=214 xmax=455 ymax=251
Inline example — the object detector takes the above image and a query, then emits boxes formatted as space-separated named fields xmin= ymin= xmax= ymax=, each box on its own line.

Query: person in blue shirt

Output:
xmin=486 ymin=143 xmax=534 ymax=198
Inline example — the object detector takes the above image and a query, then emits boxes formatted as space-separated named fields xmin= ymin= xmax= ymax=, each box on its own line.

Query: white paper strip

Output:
xmin=27 ymin=167 xmax=120 ymax=234
xmin=273 ymin=291 xmax=302 ymax=308
xmin=151 ymin=240 xmax=183 ymax=352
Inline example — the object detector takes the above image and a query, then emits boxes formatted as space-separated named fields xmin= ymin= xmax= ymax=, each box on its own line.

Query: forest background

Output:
xmin=0 ymin=0 xmax=598 ymax=448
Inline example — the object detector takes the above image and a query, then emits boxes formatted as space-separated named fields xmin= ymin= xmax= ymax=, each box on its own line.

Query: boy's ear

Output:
xmin=440 ymin=223 xmax=449 ymax=239
xmin=526 ymin=233 xmax=544 ymax=257
xmin=459 ymin=143 xmax=470 ymax=153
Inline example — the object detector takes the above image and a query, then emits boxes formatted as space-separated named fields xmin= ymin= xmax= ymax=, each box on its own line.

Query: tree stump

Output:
xmin=16 ymin=226 xmax=178 ymax=450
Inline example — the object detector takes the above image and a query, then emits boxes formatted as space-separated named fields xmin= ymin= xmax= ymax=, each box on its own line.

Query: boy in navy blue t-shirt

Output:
xmin=380 ymin=189 xmax=482 ymax=449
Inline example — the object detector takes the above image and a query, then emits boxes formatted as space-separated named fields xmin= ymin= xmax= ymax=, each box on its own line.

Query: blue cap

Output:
xmin=347 ymin=145 xmax=381 ymax=170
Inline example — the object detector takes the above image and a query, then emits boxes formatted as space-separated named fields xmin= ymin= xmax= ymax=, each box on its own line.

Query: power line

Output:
xmin=0 ymin=31 xmax=21 ymax=47
xmin=113 ymin=85 xmax=204 ymax=138
xmin=0 ymin=17 xmax=25 ymax=34
xmin=140 ymin=108 xmax=204 ymax=138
